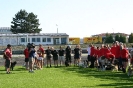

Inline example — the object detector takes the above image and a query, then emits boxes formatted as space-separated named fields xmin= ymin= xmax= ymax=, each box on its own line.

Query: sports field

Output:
xmin=0 ymin=54 xmax=133 ymax=88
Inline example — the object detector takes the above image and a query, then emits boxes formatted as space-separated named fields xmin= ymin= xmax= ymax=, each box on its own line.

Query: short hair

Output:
xmin=7 ymin=44 xmax=11 ymax=47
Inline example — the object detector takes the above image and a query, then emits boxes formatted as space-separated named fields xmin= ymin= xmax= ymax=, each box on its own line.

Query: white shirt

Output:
xmin=87 ymin=47 xmax=91 ymax=55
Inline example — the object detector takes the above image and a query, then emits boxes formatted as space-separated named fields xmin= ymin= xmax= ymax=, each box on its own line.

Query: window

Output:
xmin=61 ymin=38 xmax=67 ymax=44
xmin=47 ymin=38 xmax=51 ymax=42
xmin=37 ymin=38 xmax=40 ymax=42
xmin=42 ymin=38 xmax=46 ymax=42
xmin=32 ymin=38 xmax=36 ymax=42
xmin=21 ymin=38 xmax=25 ymax=42
xmin=28 ymin=38 xmax=30 ymax=42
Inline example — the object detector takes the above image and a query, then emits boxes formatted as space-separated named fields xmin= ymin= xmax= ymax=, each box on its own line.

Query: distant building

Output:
xmin=0 ymin=27 xmax=12 ymax=34
xmin=0 ymin=33 xmax=69 ymax=46
xmin=92 ymin=33 xmax=129 ymax=43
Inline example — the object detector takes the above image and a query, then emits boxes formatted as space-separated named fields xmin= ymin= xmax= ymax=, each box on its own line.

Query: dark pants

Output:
xmin=5 ymin=59 xmax=11 ymax=68
xmin=66 ymin=55 xmax=71 ymax=63
xmin=90 ymin=56 xmax=96 ymax=68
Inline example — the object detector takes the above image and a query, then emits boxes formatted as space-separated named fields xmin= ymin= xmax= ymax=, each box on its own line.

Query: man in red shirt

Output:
xmin=24 ymin=46 xmax=29 ymax=70
xmin=121 ymin=45 xmax=129 ymax=73
xmin=4 ymin=44 xmax=12 ymax=74
xmin=90 ymin=44 xmax=96 ymax=68
xmin=115 ymin=41 xmax=122 ymax=70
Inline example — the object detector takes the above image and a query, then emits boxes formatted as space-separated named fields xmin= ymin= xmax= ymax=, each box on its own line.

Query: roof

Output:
xmin=0 ymin=33 xmax=69 ymax=37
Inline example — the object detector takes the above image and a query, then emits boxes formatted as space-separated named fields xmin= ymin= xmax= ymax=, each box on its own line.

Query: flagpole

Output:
xmin=56 ymin=24 xmax=58 ymax=33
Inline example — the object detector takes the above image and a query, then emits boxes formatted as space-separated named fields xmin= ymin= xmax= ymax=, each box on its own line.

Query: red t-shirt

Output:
xmin=90 ymin=47 xmax=95 ymax=56
xmin=105 ymin=53 xmax=115 ymax=60
xmin=24 ymin=48 xmax=29 ymax=58
xmin=110 ymin=46 xmax=116 ymax=56
xmin=99 ymin=48 xmax=104 ymax=56
xmin=115 ymin=45 xmax=121 ymax=58
xmin=96 ymin=49 xmax=101 ymax=58
xmin=104 ymin=48 xmax=110 ymax=56
xmin=4 ymin=48 xmax=12 ymax=59
xmin=121 ymin=48 xmax=129 ymax=59
xmin=38 ymin=47 xmax=45 ymax=57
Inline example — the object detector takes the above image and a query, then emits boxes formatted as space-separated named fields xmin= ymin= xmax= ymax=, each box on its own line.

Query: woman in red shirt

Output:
xmin=4 ymin=44 xmax=12 ymax=74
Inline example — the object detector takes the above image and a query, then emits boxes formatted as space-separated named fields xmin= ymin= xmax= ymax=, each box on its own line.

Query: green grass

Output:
xmin=0 ymin=66 xmax=133 ymax=88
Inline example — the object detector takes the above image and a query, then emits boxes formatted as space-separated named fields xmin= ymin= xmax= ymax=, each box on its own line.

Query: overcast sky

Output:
xmin=0 ymin=0 xmax=133 ymax=38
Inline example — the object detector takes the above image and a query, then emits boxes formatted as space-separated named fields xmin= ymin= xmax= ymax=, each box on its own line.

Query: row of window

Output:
xmin=21 ymin=38 xmax=67 ymax=44
xmin=21 ymin=38 xmax=51 ymax=42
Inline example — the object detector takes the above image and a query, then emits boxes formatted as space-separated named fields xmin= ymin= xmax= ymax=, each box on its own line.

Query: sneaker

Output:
xmin=31 ymin=71 xmax=34 ymax=73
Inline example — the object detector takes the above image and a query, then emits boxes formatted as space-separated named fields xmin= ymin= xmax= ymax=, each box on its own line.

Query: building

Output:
xmin=0 ymin=33 xmax=69 ymax=46
xmin=83 ymin=36 xmax=102 ymax=44
xmin=92 ymin=32 xmax=129 ymax=43
xmin=69 ymin=37 xmax=80 ymax=44
xmin=0 ymin=27 xmax=12 ymax=34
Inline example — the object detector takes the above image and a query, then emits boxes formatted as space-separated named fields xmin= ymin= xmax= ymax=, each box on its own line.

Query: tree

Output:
xmin=11 ymin=9 xmax=42 ymax=33
xmin=105 ymin=34 xmax=114 ymax=43
xmin=115 ymin=34 xmax=120 ymax=42
xmin=128 ymin=33 xmax=133 ymax=43
xmin=119 ymin=35 xmax=126 ymax=43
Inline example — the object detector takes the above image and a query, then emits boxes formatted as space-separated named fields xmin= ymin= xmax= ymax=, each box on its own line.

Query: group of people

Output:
xmin=87 ymin=41 xmax=133 ymax=73
xmin=3 ymin=41 xmax=133 ymax=74
xmin=23 ymin=43 xmax=82 ymax=73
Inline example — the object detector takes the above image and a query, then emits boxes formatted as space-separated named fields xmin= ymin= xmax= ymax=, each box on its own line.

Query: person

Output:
xmin=74 ymin=45 xmax=82 ymax=66
xmin=121 ymin=45 xmax=129 ymax=73
xmin=28 ymin=43 xmax=36 ymax=73
xmin=90 ymin=44 xmax=95 ymax=68
xmin=4 ymin=44 xmax=12 ymax=74
xmin=65 ymin=46 xmax=72 ymax=65
xmin=24 ymin=46 xmax=29 ymax=70
xmin=87 ymin=44 xmax=91 ymax=66
xmin=58 ymin=46 xmax=65 ymax=66
xmin=37 ymin=44 xmax=45 ymax=69
xmin=51 ymin=47 xmax=58 ymax=67
xmin=45 ymin=46 xmax=52 ymax=67
xmin=115 ymin=41 xmax=122 ymax=70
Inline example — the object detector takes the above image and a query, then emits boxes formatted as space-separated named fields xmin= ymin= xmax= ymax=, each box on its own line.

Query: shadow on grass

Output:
xmin=97 ymin=83 xmax=133 ymax=88
xmin=58 ymin=66 xmax=133 ymax=87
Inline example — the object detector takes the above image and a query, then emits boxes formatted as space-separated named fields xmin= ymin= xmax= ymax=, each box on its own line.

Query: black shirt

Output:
xmin=51 ymin=50 xmax=58 ymax=57
xmin=65 ymin=48 xmax=71 ymax=55
xmin=45 ymin=49 xmax=51 ymax=56
xmin=74 ymin=48 xmax=81 ymax=55
xmin=58 ymin=50 xmax=65 ymax=56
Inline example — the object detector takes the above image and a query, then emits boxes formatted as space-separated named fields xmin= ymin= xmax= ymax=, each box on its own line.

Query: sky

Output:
xmin=0 ymin=0 xmax=133 ymax=38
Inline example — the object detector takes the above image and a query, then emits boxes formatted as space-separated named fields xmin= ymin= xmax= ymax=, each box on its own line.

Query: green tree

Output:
xmin=119 ymin=35 xmax=126 ymax=43
xmin=115 ymin=34 xmax=120 ymax=42
xmin=11 ymin=9 xmax=42 ymax=33
xmin=128 ymin=33 xmax=133 ymax=43
xmin=105 ymin=34 xmax=114 ymax=43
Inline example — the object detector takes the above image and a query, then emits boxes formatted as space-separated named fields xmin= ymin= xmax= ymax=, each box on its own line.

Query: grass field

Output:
xmin=0 ymin=66 xmax=133 ymax=88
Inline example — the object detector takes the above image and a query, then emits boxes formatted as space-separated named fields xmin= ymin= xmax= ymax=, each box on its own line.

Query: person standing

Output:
xmin=65 ymin=46 xmax=72 ymax=65
xmin=45 ymin=46 xmax=52 ymax=67
xmin=51 ymin=47 xmax=58 ymax=67
xmin=58 ymin=46 xmax=65 ymax=66
xmin=24 ymin=46 xmax=29 ymax=70
xmin=28 ymin=44 xmax=36 ymax=73
xmin=37 ymin=44 xmax=45 ymax=69
xmin=74 ymin=45 xmax=82 ymax=66
xmin=4 ymin=44 xmax=12 ymax=74
xmin=87 ymin=44 xmax=91 ymax=66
